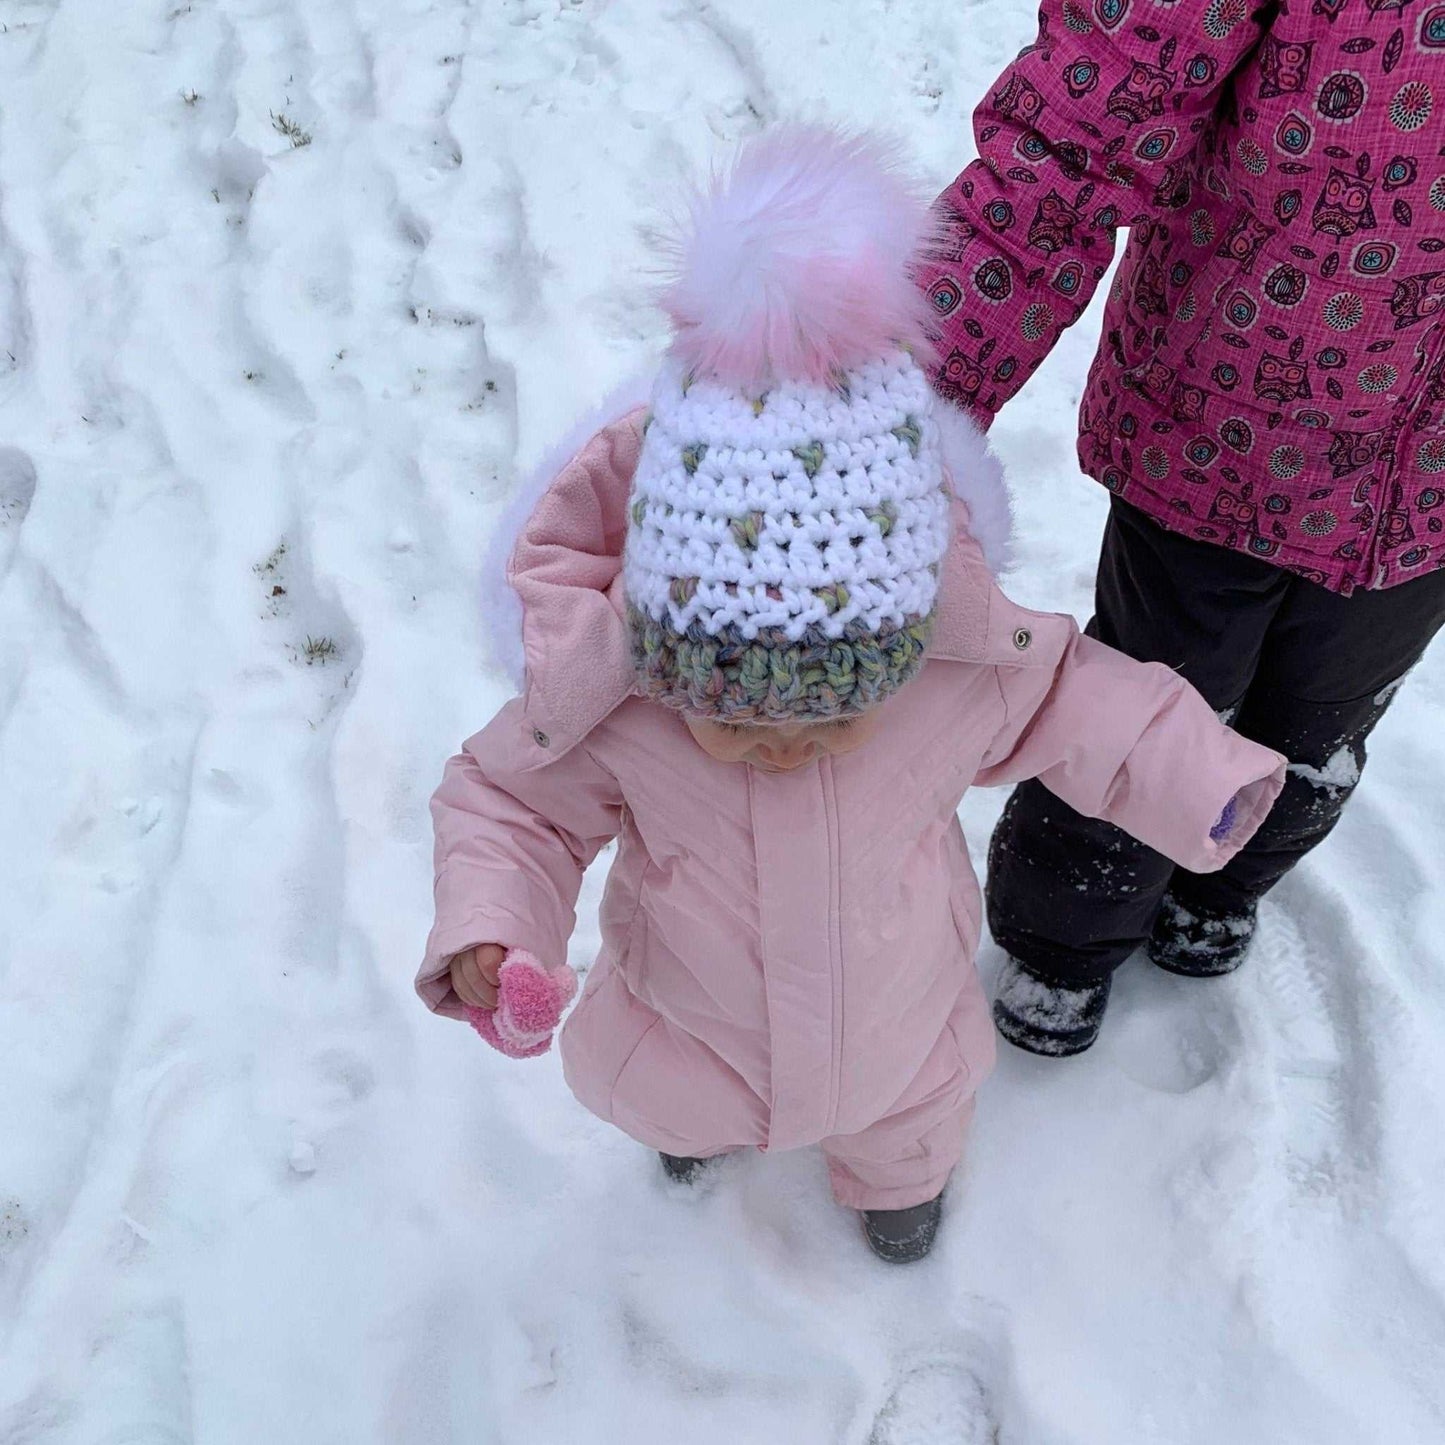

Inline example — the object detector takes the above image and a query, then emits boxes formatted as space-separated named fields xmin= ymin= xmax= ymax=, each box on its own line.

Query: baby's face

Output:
xmin=684 ymin=710 xmax=883 ymax=772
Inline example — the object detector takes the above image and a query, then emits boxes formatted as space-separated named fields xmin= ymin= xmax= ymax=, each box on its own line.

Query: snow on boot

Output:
xmin=991 ymin=956 xmax=1110 ymax=1057
xmin=861 ymin=1193 xmax=943 ymax=1264
xmin=659 ymin=1152 xmax=709 ymax=1184
xmin=1149 ymin=894 xmax=1258 ymax=977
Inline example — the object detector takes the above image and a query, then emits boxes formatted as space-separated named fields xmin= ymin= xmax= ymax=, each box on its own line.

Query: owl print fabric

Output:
xmin=917 ymin=0 xmax=1445 ymax=593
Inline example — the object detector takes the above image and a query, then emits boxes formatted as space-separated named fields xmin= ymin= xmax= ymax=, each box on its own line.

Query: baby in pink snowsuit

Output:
xmin=417 ymin=129 xmax=1287 ymax=1263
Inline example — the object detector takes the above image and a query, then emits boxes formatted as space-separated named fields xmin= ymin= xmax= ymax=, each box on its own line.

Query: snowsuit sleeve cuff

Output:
xmin=417 ymin=898 xmax=567 ymax=1020
xmin=1110 ymin=721 xmax=1287 ymax=875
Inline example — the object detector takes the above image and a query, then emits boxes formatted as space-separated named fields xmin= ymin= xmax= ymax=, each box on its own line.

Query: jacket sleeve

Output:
xmin=915 ymin=0 xmax=1273 ymax=420
xmin=974 ymin=625 xmax=1285 ymax=873
xmin=418 ymin=697 xmax=624 ymax=1019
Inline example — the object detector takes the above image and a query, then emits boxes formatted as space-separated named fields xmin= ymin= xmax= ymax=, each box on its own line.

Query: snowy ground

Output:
xmin=1 ymin=1 xmax=1443 ymax=1441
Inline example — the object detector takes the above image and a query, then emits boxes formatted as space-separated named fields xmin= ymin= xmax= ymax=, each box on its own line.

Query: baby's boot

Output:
xmin=861 ymin=1193 xmax=943 ymax=1264
xmin=991 ymin=956 xmax=1111 ymax=1057
xmin=659 ymin=1152 xmax=711 ymax=1184
xmin=1149 ymin=893 xmax=1259 ymax=977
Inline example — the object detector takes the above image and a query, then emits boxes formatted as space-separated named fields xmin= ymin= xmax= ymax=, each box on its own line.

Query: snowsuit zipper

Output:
xmin=820 ymin=756 xmax=844 ymax=1138
xmin=748 ymin=756 xmax=847 ymax=1152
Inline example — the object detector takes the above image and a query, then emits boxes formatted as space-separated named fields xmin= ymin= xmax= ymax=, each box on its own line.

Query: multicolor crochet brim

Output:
xmin=630 ymin=609 xmax=934 ymax=722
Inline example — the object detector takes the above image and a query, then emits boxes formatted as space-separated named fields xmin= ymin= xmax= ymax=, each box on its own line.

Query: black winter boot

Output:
xmin=1148 ymin=894 xmax=1259 ymax=977
xmin=991 ymin=956 xmax=1111 ymax=1057
xmin=659 ymin=1152 xmax=709 ymax=1184
xmin=861 ymin=1193 xmax=943 ymax=1264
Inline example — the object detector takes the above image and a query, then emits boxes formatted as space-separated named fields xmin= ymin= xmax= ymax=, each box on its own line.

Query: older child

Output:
xmin=418 ymin=130 xmax=1286 ymax=1261
xmin=915 ymin=0 xmax=1445 ymax=1054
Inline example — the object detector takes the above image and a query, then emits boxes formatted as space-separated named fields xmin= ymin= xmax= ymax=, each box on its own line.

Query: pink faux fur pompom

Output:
xmin=464 ymin=950 xmax=578 ymax=1060
xmin=657 ymin=125 xmax=941 ymax=389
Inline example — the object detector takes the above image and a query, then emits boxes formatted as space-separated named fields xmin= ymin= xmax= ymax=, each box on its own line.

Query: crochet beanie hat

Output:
xmin=624 ymin=127 xmax=952 ymax=723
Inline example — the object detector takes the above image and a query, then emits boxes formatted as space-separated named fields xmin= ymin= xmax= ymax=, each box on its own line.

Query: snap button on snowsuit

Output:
xmin=532 ymin=728 xmax=550 ymax=748
xmin=1013 ymin=628 xmax=1032 ymax=651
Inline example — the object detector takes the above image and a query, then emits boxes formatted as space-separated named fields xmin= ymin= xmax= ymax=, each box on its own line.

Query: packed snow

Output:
xmin=1289 ymin=746 xmax=1363 ymax=800
xmin=2 ymin=1 xmax=1443 ymax=1441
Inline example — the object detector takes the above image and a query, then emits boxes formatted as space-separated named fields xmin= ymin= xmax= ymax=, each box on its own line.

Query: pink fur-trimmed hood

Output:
xmin=478 ymin=388 xmax=1014 ymax=764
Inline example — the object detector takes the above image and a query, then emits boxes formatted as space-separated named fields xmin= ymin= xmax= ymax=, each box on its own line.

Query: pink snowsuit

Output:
xmin=418 ymin=408 xmax=1287 ymax=1211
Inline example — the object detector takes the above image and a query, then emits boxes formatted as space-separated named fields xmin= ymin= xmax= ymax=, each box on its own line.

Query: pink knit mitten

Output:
xmin=464 ymin=950 xmax=577 ymax=1060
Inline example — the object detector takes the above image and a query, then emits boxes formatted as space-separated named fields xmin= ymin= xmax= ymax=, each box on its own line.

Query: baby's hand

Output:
xmin=450 ymin=944 xmax=506 ymax=1010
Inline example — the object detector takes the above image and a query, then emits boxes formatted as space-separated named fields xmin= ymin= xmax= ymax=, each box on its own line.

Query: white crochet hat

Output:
xmin=625 ymin=126 xmax=951 ymax=722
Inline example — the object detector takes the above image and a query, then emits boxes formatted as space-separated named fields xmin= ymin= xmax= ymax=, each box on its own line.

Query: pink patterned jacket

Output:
xmin=916 ymin=0 xmax=1445 ymax=594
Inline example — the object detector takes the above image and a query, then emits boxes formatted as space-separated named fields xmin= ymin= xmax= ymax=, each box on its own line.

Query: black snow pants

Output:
xmin=987 ymin=497 xmax=1445 ymax=987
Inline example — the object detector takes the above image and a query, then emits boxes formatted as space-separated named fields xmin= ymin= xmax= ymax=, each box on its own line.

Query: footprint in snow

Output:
xmin=312 ymin=1046 xmax=377 ymax=1108
xmin=869 ymin=1358 xmax=997 ymax=1445
xmin=1253 ymin=887 xmax=1372 ymax=1203
xmin=252 ymin=534 xmax=360 ymax=725
xmin=1108 ymin=978 xmax=1233 ymax=1096
xmin=0 ymin=446 xmax=37 ymax=579
xmin=0 ymin=1197 xmax=28 ymax=1263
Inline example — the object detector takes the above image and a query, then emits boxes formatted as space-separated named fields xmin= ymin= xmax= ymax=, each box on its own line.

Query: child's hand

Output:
xmin=461 ymin=948 xmax=577 ymax=1059
xmin=450 ymin=944 xmax=506 ymax=1010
